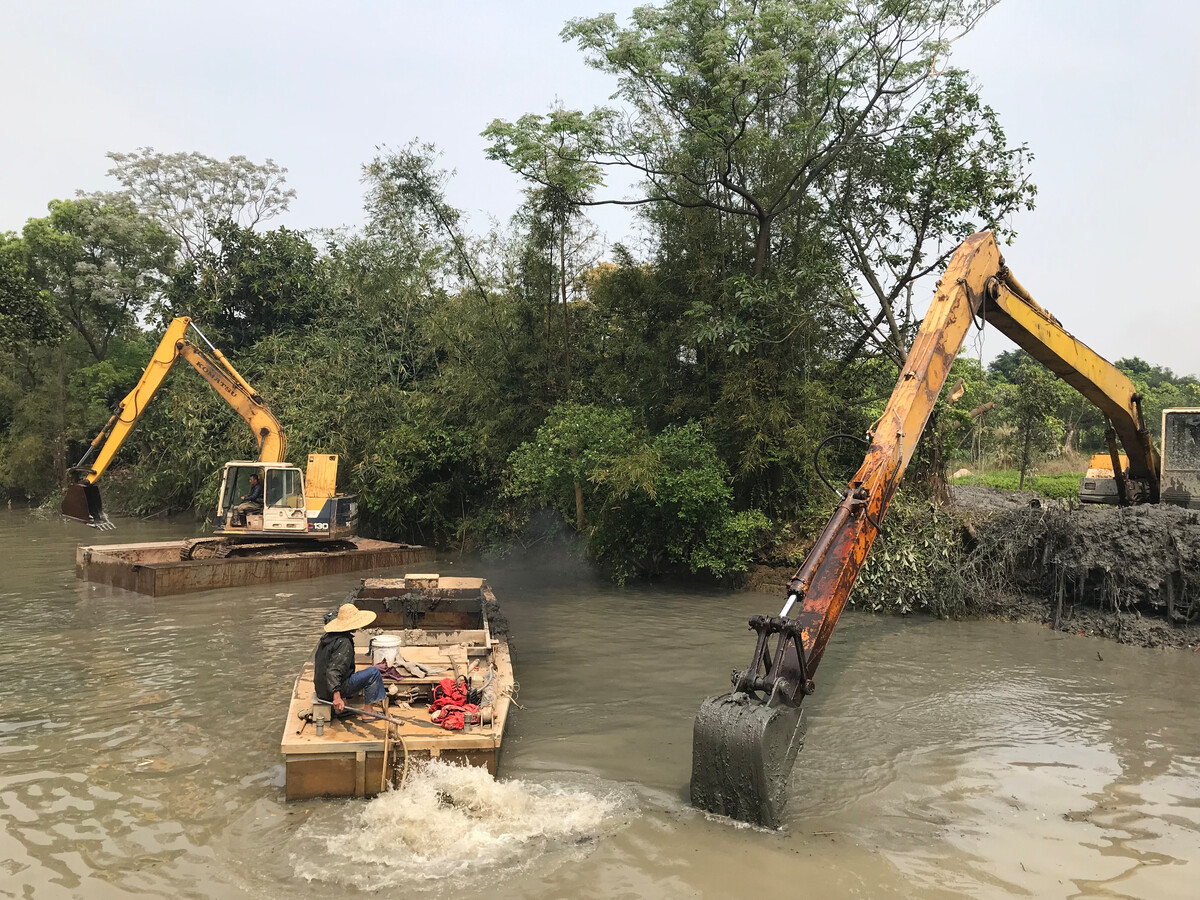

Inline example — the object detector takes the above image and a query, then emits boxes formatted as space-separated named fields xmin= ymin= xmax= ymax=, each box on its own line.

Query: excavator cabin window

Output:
xmin=266 ymin=468 xmax=304 ymax=509
xmin=222 ymin=467 xmax=265 ymax=512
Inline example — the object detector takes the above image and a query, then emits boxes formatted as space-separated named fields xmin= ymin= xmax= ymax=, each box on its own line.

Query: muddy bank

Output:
xmin=745 ymin=486 xmax=1200 ymax=651
xmin=953 ymin=486 xmax=1200 ymax=649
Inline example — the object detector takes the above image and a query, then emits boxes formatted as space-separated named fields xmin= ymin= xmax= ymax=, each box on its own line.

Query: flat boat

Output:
xmin=280 ymin=574 xmax=513 ymax=800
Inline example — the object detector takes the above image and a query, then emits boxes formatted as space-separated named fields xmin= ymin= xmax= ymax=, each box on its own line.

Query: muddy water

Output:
xmin=1 ymin=508 xmax=1198 ymax=900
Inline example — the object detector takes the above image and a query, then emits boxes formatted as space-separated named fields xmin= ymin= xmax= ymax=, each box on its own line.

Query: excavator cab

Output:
xmin=212 ymin=456 xmax=357 ymax=540
xmin=1160 ymin=409 xmax=1200 ymax=508
xmin=216 ymin=462 xmax=308 ymax=535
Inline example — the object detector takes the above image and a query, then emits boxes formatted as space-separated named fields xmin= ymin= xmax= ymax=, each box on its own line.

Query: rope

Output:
xmin=500 ymin=681 xmax=526 ymax=711
xmin=381 ymin=702 xmax=391 ymax=793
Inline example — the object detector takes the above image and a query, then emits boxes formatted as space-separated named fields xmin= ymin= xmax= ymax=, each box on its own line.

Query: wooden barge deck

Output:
xmin=281 ymin=575 xmax=513 ymax=800
xmin=76 ymin=538 xmax=434 ymax=596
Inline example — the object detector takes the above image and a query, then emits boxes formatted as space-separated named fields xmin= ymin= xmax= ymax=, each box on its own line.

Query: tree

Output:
xmin=162 ymin=221 xmax=333 ymax=349
xmin=544 ymin=0 xmax=999 ymax=276
xmin=22 ymin=197 xmax=176 ymax=361
xmin=103 ymin=148 xmax=295 ymax=261
xmin=0 ymin=234 xmax=63 ymax=356
xmin=484 ymin=107 xmax=608 ymax=396
xmin=828 ymin=69 xmax=1036 ymax=364
xmin=1117 ymin=357 xmax=1200 ymax=440
xmin=507 ymin=403 xmax=768 ymax=580
xmin=1004 ymin=362 xmax=1067 ymax=488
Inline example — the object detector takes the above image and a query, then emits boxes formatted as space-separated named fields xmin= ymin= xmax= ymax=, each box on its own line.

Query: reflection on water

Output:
xmin=0 ymin=508 xmax=1198 ymax=899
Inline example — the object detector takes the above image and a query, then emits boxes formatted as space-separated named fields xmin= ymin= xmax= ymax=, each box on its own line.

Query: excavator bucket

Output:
xmin=690 ymin=693 xmax=805 ymax=828
xmin=62 ymin=483 xmax=113 ymax=529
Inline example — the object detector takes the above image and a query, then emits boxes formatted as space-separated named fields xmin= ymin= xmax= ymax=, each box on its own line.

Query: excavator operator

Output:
xmin=232 ymin=471 xmax=264 ymax=522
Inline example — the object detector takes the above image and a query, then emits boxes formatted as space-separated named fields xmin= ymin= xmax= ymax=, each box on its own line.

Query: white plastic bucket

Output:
xmin=369 ymin=634 xmax=402 ymax=666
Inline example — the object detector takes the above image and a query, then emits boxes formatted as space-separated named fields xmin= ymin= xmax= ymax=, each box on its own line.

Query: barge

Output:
xmin=77 ymin=538 xmax=434 ymax=596
xmin=280 ymin=575 xmax=513 ymax=800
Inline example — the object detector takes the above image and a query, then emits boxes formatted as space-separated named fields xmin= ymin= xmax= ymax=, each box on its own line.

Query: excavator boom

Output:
xmin=62 ymin=317 xmax=286 ymax=527
xmin=691 ymin=231 xmax=1162 ymax=827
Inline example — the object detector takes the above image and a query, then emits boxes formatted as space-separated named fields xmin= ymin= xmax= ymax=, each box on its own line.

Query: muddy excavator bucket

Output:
xmin=62 ymin=483 xmax=113 ymax=530
xmin=690 ymin=692 xmax=805 ymax=828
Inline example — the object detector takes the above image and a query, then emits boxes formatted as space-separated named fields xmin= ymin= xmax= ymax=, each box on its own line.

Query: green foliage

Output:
xmin=0 ymin=234 xmax=63 ymax=354
xmin=162 ymin=221 xmax=334 ymax=349
xmin=22 ymin=197 xmax=176 ymax=361
xmin=508 ymin=404 xmax=768 ymax=581
xmin=1001 ymin=361 xmax=1068 ymax=487
xmin=952 ymin=470 xmax=1082 ymax=501
xmin=854 ymin=493 xmax=967 ymax=617
xmin=9 ymin=2 xmax=1187 ymax=593
xmin=1116 ymin=356 xmax=1200 ymax=439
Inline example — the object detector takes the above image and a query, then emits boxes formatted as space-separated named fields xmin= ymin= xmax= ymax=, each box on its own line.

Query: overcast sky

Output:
xmin=3 ymin=0 xmax=1197 ymax=375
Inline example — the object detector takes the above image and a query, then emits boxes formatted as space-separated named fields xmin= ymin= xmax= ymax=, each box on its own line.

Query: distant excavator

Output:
xmin=62 ymin=316 xmax=358 ymax=558
xmin=690 ymin=231 xmax=1200 ymax=827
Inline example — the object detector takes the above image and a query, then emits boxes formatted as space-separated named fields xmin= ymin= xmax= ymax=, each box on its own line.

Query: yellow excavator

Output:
xmin=62 ymin=316 xmax=358 ymax=558
xmin=690 ymin=231 xmax=1199 ymax=827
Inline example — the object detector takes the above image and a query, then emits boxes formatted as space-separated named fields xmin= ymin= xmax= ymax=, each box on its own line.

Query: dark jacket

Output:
xmin=244 ymin=480 xmax=263 ymax=504
xmin=314 ymin=632 xmax=355 ymax=701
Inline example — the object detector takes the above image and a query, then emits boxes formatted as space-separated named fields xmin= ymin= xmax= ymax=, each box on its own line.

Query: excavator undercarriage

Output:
xmin=178 ymin=537 xmax=358 ymax=560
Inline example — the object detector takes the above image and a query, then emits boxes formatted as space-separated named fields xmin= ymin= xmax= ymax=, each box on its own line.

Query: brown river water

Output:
xmin=1 ymin=508 xmax=1199 ymax=899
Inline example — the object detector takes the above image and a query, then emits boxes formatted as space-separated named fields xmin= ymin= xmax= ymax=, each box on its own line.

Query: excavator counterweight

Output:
xmin=690 ymin=231 xmax=1170 ymax=827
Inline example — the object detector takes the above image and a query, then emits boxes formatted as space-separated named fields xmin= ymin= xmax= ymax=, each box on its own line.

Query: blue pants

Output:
xmin=343 ymin=666 xmax=385 ymax=704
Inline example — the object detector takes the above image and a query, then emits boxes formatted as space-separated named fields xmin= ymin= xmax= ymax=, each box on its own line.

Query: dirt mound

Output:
xmin=963 ymin=501 xmax=1200 ymax=648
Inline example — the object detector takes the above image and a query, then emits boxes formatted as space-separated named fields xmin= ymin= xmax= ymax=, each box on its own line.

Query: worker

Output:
xmin=232 ymin=472 xmax=264 ymax=523
xmin=314 ymin=603 xmax=386 ymax=717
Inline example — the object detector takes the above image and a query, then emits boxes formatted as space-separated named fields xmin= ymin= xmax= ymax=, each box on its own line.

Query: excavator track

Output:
xmin=180 ymin=538 xmax=356 ymax=561
xmin=180 ymin=538 xmax=222 ymax=560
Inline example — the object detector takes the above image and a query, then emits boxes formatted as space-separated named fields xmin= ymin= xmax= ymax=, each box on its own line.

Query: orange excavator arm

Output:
xmin=63 ymin=317 xmax=286 ymax=527
xmin=691 ymin=231 xmax=1162 ymax=827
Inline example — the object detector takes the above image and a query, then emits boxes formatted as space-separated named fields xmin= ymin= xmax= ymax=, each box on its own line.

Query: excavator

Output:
xmin=690 ymin=230 xmax=1200 ymax=827
xmin=62 ymin=316 xmax=359 ymax=559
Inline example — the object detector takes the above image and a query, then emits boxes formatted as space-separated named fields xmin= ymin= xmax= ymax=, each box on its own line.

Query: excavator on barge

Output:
xmin=691 ymin=230 xmax=1200 ymax=827
xmin=62 ymin=316 xmax=358 ymax=560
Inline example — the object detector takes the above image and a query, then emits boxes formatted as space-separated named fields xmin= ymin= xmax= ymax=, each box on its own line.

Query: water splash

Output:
xmin=292 ymin=760 xmax=634 ymax=891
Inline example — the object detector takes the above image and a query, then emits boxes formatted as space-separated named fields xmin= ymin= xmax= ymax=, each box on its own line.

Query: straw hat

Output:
xmin=324 ymin=603 xmax=377 ymax=633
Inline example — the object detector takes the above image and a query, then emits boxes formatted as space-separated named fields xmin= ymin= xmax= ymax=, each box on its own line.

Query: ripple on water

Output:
xmin=291 ymin=760 xmax=637 ymax=892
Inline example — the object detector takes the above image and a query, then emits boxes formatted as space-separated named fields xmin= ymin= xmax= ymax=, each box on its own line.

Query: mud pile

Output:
xmin=957 ymin=491 xmax=1200 ymax=648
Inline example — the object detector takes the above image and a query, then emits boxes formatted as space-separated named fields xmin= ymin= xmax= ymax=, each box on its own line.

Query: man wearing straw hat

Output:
xmin=313 ymin=603 xmax=386 ymax=716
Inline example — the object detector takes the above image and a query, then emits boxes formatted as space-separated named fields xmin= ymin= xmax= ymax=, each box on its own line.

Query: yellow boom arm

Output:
xmin=692 ymin=231 xmax=1162 ymax=826
xmin=72 ymin=316 xmax=286 ymax=485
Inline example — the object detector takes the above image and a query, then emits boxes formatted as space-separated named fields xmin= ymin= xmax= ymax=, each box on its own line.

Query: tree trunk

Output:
xmin=54 ymin=350 xmax=68 ymax=487
xmin=560 ymin=226 xmax=571 ymax=396
xmin=1019 ymin=418 xmax=1033 ymax=490
xmin=752 ymin=215 xmax=771 ymax=277
xmin=927 ymin=428 xmax=950 ymax=504
xmin=574 ymin=480 xmax=585 ymax=532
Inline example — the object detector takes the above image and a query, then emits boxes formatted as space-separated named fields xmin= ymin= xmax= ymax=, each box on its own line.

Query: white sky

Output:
xmin=2 ymin=0 xmax=1197 ymax=375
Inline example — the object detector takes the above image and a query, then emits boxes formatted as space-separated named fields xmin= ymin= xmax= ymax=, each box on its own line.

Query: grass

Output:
xmin=951 ymin=469 xmax=1083 ymax=500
